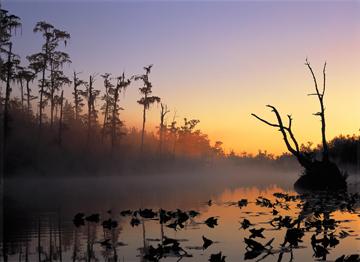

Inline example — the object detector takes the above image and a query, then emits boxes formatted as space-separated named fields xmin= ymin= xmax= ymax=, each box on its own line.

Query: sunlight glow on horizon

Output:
xmin=3 ymin=0 xmax=360 ymax=155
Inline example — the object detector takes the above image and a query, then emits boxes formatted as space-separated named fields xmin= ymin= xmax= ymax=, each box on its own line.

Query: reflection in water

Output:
xmin=1 ymin=173 xmax=360 ymax=261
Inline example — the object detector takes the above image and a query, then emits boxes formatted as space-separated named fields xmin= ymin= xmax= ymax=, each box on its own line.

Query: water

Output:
xmin=1 ymin=167 xmax=359 ymax=261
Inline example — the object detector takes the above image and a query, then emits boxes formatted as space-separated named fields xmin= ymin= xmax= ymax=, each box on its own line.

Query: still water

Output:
xmin=1 ymin=167 xmax=360 ymax=261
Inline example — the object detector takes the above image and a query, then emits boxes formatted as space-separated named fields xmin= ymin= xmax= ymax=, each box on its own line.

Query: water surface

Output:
xmin=2 ymin=167 xmax=359 ymax=261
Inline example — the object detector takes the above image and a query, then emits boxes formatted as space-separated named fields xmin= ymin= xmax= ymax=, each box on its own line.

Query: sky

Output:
xmin=2 ymin=0 xmax=360 ymax=155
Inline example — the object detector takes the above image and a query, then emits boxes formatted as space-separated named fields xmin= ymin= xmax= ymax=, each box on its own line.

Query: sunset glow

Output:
xmin=4 ymin=0 xmax=360 ymax=154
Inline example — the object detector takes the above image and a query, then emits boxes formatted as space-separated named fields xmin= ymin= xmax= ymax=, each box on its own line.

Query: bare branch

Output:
xmin=322 ymin=61 xmax=326 ymax=96
xmin=287 ymin=114 xmax=292 ymax=130
xmin=251 ymin=113 xmax=280 ymax=128
xmin=252 ymin=105 xmax=305 ymax=162
xmin=305 ymin=58 xmax=320 ymax=97
xmin=286 ymin=114 xmax=300 ymax=154
xmin=251 ymin=106 xmax=298 ymax=156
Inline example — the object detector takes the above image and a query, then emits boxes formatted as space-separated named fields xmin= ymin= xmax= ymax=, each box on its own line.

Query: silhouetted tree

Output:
xmin=28 ymin=21 xmax=70 ymax=129
xmin=100 ymin=73 xmax=113 ymax=142
xmin=305 ymin=59 xmax=329 ymax=162
xmin=15 ymin=66 xmax=26 ymax=111
xmin=0 ymin=8 xmax=21 ymax=63
xmin=21 ymin=68 xmax=36 ymax=117
xmin=0 ymin=8 xmax=21 ymax=176
xmin=168 ymin=112 xmax=179 ymax=157
xmin=2 ymin=46 xmax=20 ymax=133
xmin=158 ymin=103 xmax=169 ymax=154
xmin=252 ymin=59 xmax=345 ymax=189
xmin=134 ymin=65 xmax=160 ymax=153
xmin=47 ymin=51 xmax=71 ymax=128
xmin=180 ymin=118 xmax=200 ymax=134
xmin=328 ymin=134 xmax=359 ymax=165
xmin=109 ymin=73 xmax=131 ymax=152
xmin=0 ymin=9 xmax=21 ymax=125
xmin=72 ymin=71 xmax=85 ymax=122
xmin=213 ymin=141 xmax=224 ymax=156
xmin=177 ymin=118 xmax=201 ymax=156
xmin=83 ymin=74 xmax=100 ymax=146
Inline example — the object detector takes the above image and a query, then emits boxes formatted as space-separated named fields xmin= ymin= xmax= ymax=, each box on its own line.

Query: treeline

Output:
xmin=301 ymin=135 xmax=360 ymax=168
xmin=227 ymin=135 xmax=360 ymax=171
xmin=0 ymin=8 xmax=225 ymax=176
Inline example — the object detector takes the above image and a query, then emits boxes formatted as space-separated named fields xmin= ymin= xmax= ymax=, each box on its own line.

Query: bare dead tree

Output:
xmin=159 ymin=103 xmax=170 ymax=154
xmin=305 ymin=58 xmax=329 ymax=162
xmin=251 ymin=59 xmax=345 ymax=188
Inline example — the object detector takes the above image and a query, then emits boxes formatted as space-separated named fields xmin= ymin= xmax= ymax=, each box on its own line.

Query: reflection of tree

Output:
xmin=298 ymin=191 xmax=358 ymax=261
xmin=3 ymin=193 xmax=359 ymax=262
xmin=101 ymin=221 xmax=121 ymax=261
xmin=241 ymin=190 xmax=359 ymax=262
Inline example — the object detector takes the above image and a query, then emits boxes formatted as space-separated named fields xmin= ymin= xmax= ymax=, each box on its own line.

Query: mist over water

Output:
xmin=5 ymin=164 xmax=297 ymax=213
xmin=2 ymin=165 xmax=360 ymax=261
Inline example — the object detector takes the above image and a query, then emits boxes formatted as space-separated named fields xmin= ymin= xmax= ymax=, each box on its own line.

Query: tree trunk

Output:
xmin=3 ymin=43 xmax=12 ymax=176
xmin=39 ymin=37 xmax=49 ymax=130
xmin=158 ymin=104 xmax=169 ymax=155
xmin=0 ymin=83 xmax=3 ymax=114
xmin=87 ymin=76 xmax=93 ymax=146
xmin=102 ymin=87 xmax=109 ymax=143
xmin=3 ymin=43 xmax=12 ymax=145
xmin=49 ymin=59 xmax=56 ymax=129
xmin=73 ymin=72 xmax=78 ymax=121
xmin=319 ymin=99 xmax=329 ymax=162
xmin=159 ymin=126 xmax=163 ymax=154
xmin=19 ymin=79 xmax=24 ymax=112
xmin=58 ymin=91 xmax=64 ymax=146
xmin=26 ymin=80 xmax=31 ymax=117
xmin=140 ymin=102 xmax=146 ymax=153
xmin=111 ymin=88 xmax=119 ymax=153
xmin=305 ymin=60 xmax=330 ymax=162
xmin=50 ymin=88 xmax=55 ymax=128
xmin=39 ymin=63 xmax=46 ymax=130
